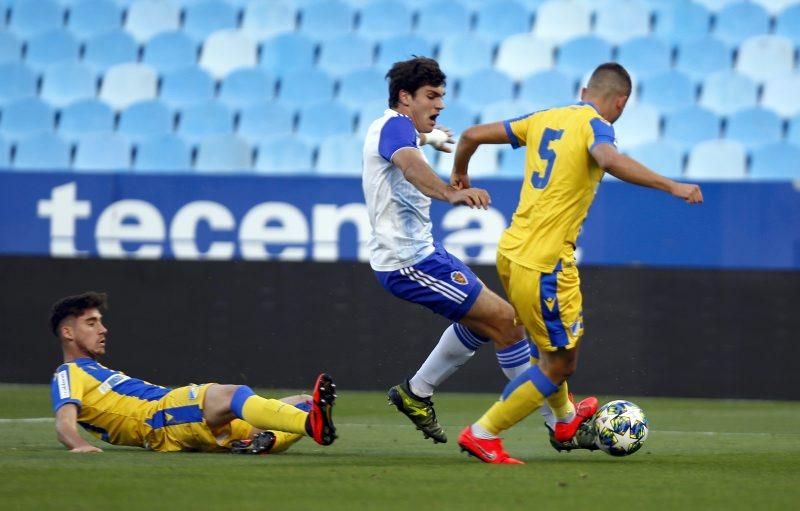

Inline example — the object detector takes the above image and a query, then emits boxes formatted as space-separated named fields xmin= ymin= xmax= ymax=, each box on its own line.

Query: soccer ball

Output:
xmin=593 ymin=400 xmax=649 ymax=457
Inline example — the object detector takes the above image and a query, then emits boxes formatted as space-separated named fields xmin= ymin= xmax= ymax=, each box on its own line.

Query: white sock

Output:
xmin=470 ymin=423 xmax=498 ymax=440
xmin=496 ymin=338 xmax=531 ymax=380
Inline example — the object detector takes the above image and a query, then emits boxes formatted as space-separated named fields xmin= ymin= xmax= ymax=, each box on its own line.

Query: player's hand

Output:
xmin=450 ymin=170 xmax=471 ymax=190
xmin=70 ymin=445 xmax=103 ymax=453
xmin=445 ymin=187 xmax=491 ymax=209
xmin=423 ymin=126 xmax=455 ymax=153
xmin=670 ymin=182 xmax=703 ymax=204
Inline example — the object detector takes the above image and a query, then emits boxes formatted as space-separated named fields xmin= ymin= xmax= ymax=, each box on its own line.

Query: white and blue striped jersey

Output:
xmin=362 ymin=109 xmax=436 ymax=271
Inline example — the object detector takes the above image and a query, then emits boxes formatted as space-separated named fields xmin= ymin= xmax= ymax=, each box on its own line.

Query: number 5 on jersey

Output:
xmin=532 ymin=128 xmax=564 ymax=189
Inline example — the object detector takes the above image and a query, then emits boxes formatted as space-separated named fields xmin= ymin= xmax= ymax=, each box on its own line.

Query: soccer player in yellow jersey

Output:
xmin=451 ymin=63 xmax=703 ymax=464
xmin=50 ymin=292 xmax=337 ymax=454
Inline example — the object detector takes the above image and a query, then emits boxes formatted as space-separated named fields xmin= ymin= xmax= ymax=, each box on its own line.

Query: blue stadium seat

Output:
xmin=479 ymin=100 xmax=535 ymax=125
xmin=200 ymin=30 xmax=258 ymax=79
xmin=475 ymin=0 xmax=531 ymax=42
xmin=613 ymin=103 xmax=661 ymax=149
xmin=438 ymin=101 xmax=478 ymax=135
xmin=83 ymin=30 xmax=138 ymax=72
xmin=699 ymin=71 xmax=758 ymax=115
xmin=68 ymin=0 xmax=122 ymax=39
xmin=58 ymin=98 xmax=114 ymax=142
xmin=0 ymin=32 xmax=22 ymax=64
xmin=195 ymin=135 xmax=252 ymax=173
xmin=100 ymin=63 xmax=158 ymax=110
xmin=219 ymin=69 xmax=275 ymax=108
xmin=40 ymin=62 xmax=96 ymax=107
xmin=496 ymin=34 xmax=555 ymax=80
xmin=594 ymin=0 xmax=651 ymax=44
xmin=534 ymin=0 xmax=591 ymax=42
xmin=438 ymin=35 xmax=494 ymax=79
xmin=338 ymin=68 xmax=386 ymax=110
xmin=178 ymin=101 xmax=234 ymax=143
xmin=0 ymin=136 xmax=8 ymax=168
xmin=356 ymin=100 xmax=389 ymax=136
xmin=242 ymin=0 xmax=296 ymax=41
xmin=775 ymin=4 xmax=800 ymax=46
xmin=685 ymin=139 xmax=746 ymax=179
xmin=12 ymin=133 xmax=71 ymax=170
xmin=759 ymin=74 xmax=800 ymax=118
xmin=627 ymin=141 xmax=684 ymax=178
xmin=25 ymin=29 xmax=80 ymax=72
xmin=736 ymin=35 xmax=795 ymax=83
xmin=377 ymin=35 xmax=435 ymax=69
xmin=260 ymin=33 xmax=316 ymax=73
xmin=73 ymin=132 xmax=131 ymax=171
xmin=317 ymin=34 xmax=374 ymax=76
xmin=518 ymin=70 xmax=575 ymax=110
xmin=789 ymin=114 xmax=800 ymax=146
xmin=458 ymin=69 xmax=515 ymax=110
xmin=416 ymin=0 xmax=471 ymax=40
xmin=299 ymin=0 xmax=354 ymax=40
xmin=616 ymin=37 xmax=672 ymax=80
xmin=133 ymin=134 xmax=191 ymax=172
xmin=118 ymin=100 xmax=173 ymax=143
xmin=125 ymin=0 xmax=181 ymax=42
xmin=556 ymin=35 xmax=613 ymax=82
xmin=0 ymin=62 xmax=37 ymax=105
xmin=8 ymin=0 xmax=63 ymax=38
xmin=640 ymin=71 xmax=696 ymax=113
xmin=714 ymin=2 xmax=770 ymax=46
xmin=183 ymin=0 xmax=238 ymax=42
xmin=143 ymin=32 xmax=197 ymax=74
xmin=1 ymin=98 xmax=55 ymax=140
xmin=726 ymin=107 xmax=784 ymax=150
xmin=498 ymin=146 xmax=526 ymax=176
xmin=316 ymin=134 xmax=363 ymax=175
xmin=255 ymin=135 xmax=314 ymax=174
xmin=160 ymin=67 xmax=215 ymax=109
xmin=676 ymin=37 xmax=732 ymax=83
xmin=750 ymin=142 xmax=800 ymax=180
xmin=237 ymin=102 xmax=295 ymax=143
xmin=357 ymin=0 xmax=413 ymax=40
xmin=278 ymin=68 xmax=335 ymax=106
xmin=653 ymin=1 xmax=711 ymax=44
xmin=297 ymin=101 xmax=354 ymax=141
xmin=662 ymin=106 xmax=720 ymax=151
xmin=437 ymin=143 xmax=499 ymax=176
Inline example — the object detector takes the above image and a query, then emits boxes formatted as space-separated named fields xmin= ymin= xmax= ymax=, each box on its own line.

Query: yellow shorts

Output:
xmin=496 ymin=252 xmax=584 ymax=353
xmin=143 ymin=384 xmax=254 ymax=452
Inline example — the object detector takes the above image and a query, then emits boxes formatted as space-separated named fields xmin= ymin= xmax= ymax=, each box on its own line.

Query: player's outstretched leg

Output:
xmin=230 ymin=431 xmax=277 ymax=455
xmin=388 ymin=380 xmax=447 ymax=443
xmin=553 ymin=396 xmax=598 ymax=443
xmin=457 ymin=427 xmax=523 ymax=464
xmin=305 ymin=373 xmax=337 ymax=446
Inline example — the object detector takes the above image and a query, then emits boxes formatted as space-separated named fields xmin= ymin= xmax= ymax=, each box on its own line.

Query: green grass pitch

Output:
xmin=1 ymin=384 xmax=799 ymax=511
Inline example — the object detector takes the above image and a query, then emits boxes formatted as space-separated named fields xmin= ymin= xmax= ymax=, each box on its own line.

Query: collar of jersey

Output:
xmin=576 ymin=101 xmax=601 ymax=114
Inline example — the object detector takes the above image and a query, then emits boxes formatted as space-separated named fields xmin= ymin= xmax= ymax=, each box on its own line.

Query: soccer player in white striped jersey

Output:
xmin=362 ymin=57 xmax=534 ymax=443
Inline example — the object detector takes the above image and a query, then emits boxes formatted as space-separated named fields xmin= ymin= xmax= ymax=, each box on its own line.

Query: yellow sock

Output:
xmin=476 ymin=365 xmax=559 ymax=435
xmin=240 ymin=395 xmax=308 ymax=435
xmin=268 ymin=431 xmax=304 ymax=453
xmin=547 ymin=382 xmax=575 ymax=420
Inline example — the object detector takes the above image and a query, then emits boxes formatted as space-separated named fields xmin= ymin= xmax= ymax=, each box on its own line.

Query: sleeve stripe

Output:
xmin=503 ymin=120 xmax=519 ymax=149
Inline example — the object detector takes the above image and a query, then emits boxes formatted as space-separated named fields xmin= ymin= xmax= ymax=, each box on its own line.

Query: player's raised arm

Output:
xmin=590 ymin=143 xmax=704 ymax=204
xmin=452 ymin=122 xmax=511 ymax=189
xmin=55 ymin=403 xmax=102 ymax=453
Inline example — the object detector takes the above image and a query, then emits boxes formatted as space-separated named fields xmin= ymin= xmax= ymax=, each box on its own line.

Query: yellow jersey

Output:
xmin=499 ymin=102 xmax=616 ymax=272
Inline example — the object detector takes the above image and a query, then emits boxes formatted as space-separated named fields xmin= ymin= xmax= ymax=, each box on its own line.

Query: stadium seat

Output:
xmin=318 ymin=34 xmax=374 ymax=76
xmin=699 ymin=71 xmax=758 ymax=115
xmin=40 ymin=62 xmax=96 ymax=107
xmin=437 ymin=143 xmax=499 ymax=176
xmin=789 ymin=114 xmax=800 ymax=146
xmin=260 ymin=33 xmax=316 ymax=73
xmin=125 ymin=0 xmax=181 ymax=42
xmin=338 ymin=68 xmax=386 ymax=110
xmin=73 ymin=132 xmax=131 ymax=171
xmin=159 ymin=67 xmax=215 ymax=109
xmin=479 ymin=100 xmax=535 ymax=125
xmin=416 ymin=0 xmax=471 ymax=40
xmin=498 ymin=146 xmax=526 ymax=176
xmin=555 ymin=35 xmax=613 ymax=82
xmin=0 ymin=32 xmax=22 ymax=64
xmin=25 ymin=29 xmax=80 ymax=72
xmin=750 ymin=142 xmax=800 ymax=180
xmin=255 ymin=135 xmax=314 ymax=174
xmin=12 ymin=132 xmax=71 ymax=170
xmin=143 ymin=32 xmax=198 ymax=74
xmin=1 ymin=98 xmax=55 ymax=140
xmin=278 ymin=68 xmax=335 ymax=107
xmin=67 ymin=0 xmax=122 ymax=39
xmin=518 ymin=70 xmax=575 ymax=111
xmin=57 ymin=99 xmax=113 ymax=142
xmin=714 ymin=2 xmax=770 ymax=46
xmin=653 ymin=1 xmax=711 ymax=44
xmin=458 ymin=69 xmax=515 ymax=110
xmin=177 ymin=101 xmax=235 ymax=143
xmin=736 ymin=35 xmax=795 ymax=83
xmin=218 ymin=69 xmax=275 ymax=108
xmin=316 ymin=134 xmax=363 ymax=175
xmin=754 ymin=0 xmax=800 ymax=13
xmin=0 ymin=62 xmax=37 ymax=105
xmin=438 ymin=101 xmax=478 ymax=135
xmin=100 ymin=63 xmax=158 ymax=110
xmin=616 ymin=37 xmax=672 ymax=80
xmin=299 ymin=0 xmax=354 ymax=40
xmin=626 ymin=141 xmax=683 ymax=178
xmin=761 ymin=74 xmax=800 ymax=117
xmin=725 ymin=107 xmax=784 ymax=150
xmin=356 ymin=100 xmax=390 ymax=136
xmin=775 ymin=4 xmax=800 ymax=46
xmin=237 ymin=102 xmax=295 ymax=143
xmin=533 ymin=0 xmax=591 ymax=42
xmin=133 ymin=134 xmax=191 ymax=172
xmin=594 ymin=0 xmax=651 ymax=44
xmin=195 ymin=135 xmax=252 ymax=173
xmin=0 ymin=136 xmax=8 ymax=168
xmin=640 ymin=71 xmax=696 ymax=113
xmin=183 ymin=0 xmax=238 ymax=42
xmin=662 ymin=106 xmax=720 ymax=151
xmin=377 ymin=35 xmax=435 ymax=69
xmin=685 ymin=139 xmax=746 ymax=179
xmin=8 ymin=0 xmax=63 ymax=38
xmin=83 ymin=30 xmax=138 ymax=72
xmin=474 ymin=0 xmax=531 ymax=42
xmin=438 ymin=35 xmax=494 ymax=79
xmin=200 ymin=30 xmax=258 ymax=79
xmin=496 ymin=34 xmax=555 ymax=80
xmin=357 ymin=0 xmax=413 ymax=40
xmin=118 ymin=100 xmax=173 ymax=144
xmin=242 ymin=0 xmax=296 ymax=41
xmin=297 ymin=101 xmax=354 ymax=142
xmin=676 ymin=37 xmax=732 ymax=83
xmin=610 ymin=103 xmax=661 ymax=149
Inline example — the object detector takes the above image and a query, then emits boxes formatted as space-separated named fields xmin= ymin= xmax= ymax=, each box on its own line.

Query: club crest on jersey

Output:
xmin=450 ymin=271 xmax=468 ymax=285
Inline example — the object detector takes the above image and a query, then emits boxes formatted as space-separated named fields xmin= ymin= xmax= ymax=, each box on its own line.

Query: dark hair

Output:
xmin=587 ymin=62 xmax=633 ymax=97
xmin=385 ymin=57 xmax=446 ymax=108
xmin=49 ymin=292 xmax=108 ymax=336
